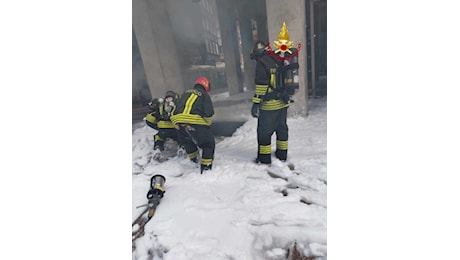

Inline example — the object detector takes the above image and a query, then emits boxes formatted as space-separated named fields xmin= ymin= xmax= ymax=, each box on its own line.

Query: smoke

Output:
xmin=162 ymin=0 xmax=227 ymax=88
xmin=133 ymin=0 xmax=265 ymax=98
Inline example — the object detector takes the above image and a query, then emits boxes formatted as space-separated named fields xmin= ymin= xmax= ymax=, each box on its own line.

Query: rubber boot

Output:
xmin=201 ymin=164 xmax=212 ymax=174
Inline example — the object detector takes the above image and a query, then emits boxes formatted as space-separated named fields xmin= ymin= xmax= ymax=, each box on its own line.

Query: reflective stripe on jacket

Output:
xmin=253 ymin=53 xmax=289 ymax=111
xmin=171 ymin=86 xmax=214 ymax=126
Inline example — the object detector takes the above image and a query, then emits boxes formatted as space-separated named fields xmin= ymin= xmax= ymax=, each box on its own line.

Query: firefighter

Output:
xmin=145 ymin=91 xmax=181 ymax=152
xmin=145 ymin=98 xmax=161 ymax=130
xmin=250 ymin=22 xmax=299 ymax=165
xmin=171 ymin=77 xmax=215 ymax=173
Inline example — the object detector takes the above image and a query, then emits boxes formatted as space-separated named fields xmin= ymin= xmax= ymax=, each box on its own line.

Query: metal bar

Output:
xmin=309 ymin=0 xmax=316 ymax=97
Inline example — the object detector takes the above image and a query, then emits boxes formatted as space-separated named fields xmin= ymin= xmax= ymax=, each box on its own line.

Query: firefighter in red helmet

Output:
xmin=171 ymin=77 xmax=215 ymax=173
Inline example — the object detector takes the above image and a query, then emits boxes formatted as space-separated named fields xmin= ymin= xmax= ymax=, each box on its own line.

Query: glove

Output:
xmin=159 ymin=114 xmax=170 ymax=121
xmin=251 ymin=103 xmax=259 ymax=118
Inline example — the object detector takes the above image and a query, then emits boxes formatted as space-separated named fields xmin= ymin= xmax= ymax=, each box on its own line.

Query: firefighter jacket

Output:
xmin=145 ymin=101 xmax=176 ymax=129
xmin=171 ymin=85 xmax=214 ymax=126
xmin=252 ymin=52 xmax=290 ymax=111
xmin=145 ymin=112 xmax=159 ymax=129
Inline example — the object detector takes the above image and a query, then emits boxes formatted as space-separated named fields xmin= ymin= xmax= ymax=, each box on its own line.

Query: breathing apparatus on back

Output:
xmin=270 ymin=22 xmax=300 ymax=103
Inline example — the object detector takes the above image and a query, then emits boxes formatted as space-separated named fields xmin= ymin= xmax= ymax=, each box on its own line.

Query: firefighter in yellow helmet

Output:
xmin=250 ymin=22 xmax=300 ymax=165
xmin=171 ymin=77 xmax=215 ymax=174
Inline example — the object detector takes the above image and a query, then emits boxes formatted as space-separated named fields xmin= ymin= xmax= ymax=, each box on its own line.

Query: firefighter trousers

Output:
xmin=177 ymin=124 xmax=215 ymax=168
xmin=257 ymin=107 xmax=288 ymax=164
xmin=154 ymin=128 xmax=180 ymax=151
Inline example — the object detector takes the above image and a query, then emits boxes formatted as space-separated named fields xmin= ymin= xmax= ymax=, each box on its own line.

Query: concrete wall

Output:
xmin=132 ymin=0 xmax=185 ymax=99
xmin=265 ymin=0 xmax=308 ymax=115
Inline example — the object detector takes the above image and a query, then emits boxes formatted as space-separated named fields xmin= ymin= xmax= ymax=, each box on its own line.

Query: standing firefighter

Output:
xmin=145 ymin=91 xmax=181 ymax=154
xmin=250 ymin=22 xmax=300 ymax=165
xmin=171 ymin=77 xmax=215 ymax=173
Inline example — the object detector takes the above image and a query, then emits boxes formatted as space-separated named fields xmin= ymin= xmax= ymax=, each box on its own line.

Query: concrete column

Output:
xmin=238 ymin=10 xmax=256 ymax=90
xmin=254 ymin=14 xmax=269 ymax=43
xmin=216 ymin=0 xmax=243 ymax=95
xmin=132 ymin=0 xmax=184 ymax=98
xmin=265 ymin=0 xmax=308 ymax=115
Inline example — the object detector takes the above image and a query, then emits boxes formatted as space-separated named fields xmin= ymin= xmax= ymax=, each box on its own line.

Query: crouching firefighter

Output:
xmin=250 ymin=22 xmax=300 ymax=165
xmin=171 ymin=77 xmax=215 ymax=173
xmin=145 ymin=91 xmax=181 ymax=152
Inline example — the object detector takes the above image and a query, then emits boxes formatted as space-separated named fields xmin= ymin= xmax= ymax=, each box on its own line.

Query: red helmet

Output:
xmin=195 ymin=77 xmax=211 ymax=93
